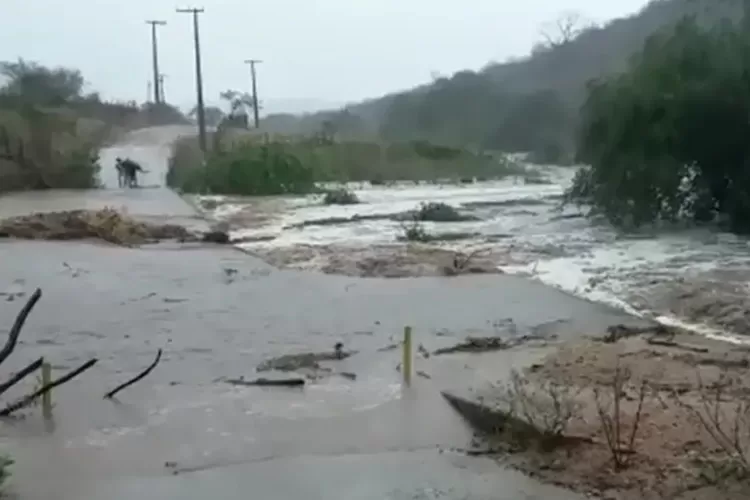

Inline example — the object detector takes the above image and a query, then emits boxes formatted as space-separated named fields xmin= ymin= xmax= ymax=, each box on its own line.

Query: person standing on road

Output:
xmin=116 ymin=158 xmax=147 ymax=188
xmin=115 ymin=158 xmax=126 ymax=188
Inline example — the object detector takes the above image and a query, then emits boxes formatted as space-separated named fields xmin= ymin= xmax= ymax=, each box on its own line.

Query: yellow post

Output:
xmin=402 ymin=326 xmax=412 ymax=385
xmin=41 ymin=362 xmax=52 ymax=420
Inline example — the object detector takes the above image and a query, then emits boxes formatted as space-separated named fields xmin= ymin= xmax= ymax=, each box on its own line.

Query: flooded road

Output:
xmin=0 ymin=126 xmax=628 ymax=499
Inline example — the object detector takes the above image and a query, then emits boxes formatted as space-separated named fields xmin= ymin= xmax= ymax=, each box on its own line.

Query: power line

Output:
xmin=145 ymin=20 xmax=167 ymax=104
xmin=244 ymin=59 xmax=262 ymax=129
xmin=177 ymin=7 xmax=207 ymax=152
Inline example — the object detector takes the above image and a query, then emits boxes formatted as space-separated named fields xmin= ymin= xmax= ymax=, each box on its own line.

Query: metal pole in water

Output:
xmin=402 ymin=326 xmax=412 ymax=385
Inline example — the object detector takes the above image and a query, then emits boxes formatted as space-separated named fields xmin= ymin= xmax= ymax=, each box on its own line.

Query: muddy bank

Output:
xmin=243 ymin=243 xmax=504 ymax=278
xmin=445 ymin=326 xmax=750 ymax=500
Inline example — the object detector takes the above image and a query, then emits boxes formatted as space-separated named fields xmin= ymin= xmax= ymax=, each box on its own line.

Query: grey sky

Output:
xmin=1 ymin=0 xmax=650 ymax=114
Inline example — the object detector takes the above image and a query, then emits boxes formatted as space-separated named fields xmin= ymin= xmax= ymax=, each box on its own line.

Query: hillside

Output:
xmin=262 ymin=0 xmax=740 ymax=162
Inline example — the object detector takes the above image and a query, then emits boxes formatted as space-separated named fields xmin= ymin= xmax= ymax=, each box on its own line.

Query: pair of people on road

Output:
xmin=115 ymin=157 xmax=146 ymax=188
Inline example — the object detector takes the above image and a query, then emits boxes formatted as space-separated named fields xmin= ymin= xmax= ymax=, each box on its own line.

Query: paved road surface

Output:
xmin=0 ymin=127 xmax=641 ymax=499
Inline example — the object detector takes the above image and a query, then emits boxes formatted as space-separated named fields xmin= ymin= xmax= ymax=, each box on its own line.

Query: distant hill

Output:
xmin=264 ymin=0 xmax=740 ymax=161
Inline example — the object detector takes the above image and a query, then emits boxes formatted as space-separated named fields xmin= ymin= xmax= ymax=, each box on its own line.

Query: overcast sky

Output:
xmin=1 ymin=0 xmax=650 ymax=114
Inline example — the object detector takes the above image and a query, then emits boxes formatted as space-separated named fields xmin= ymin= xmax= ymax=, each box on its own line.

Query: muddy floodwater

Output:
xmin=197 ymin=168 xmax=750 ymax=343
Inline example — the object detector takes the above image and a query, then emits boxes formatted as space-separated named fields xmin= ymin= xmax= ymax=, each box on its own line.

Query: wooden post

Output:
xmin=41 ymin=362 xmax=52 ymax=419
xmin=402 ymin=326 xmax=412 ymax=385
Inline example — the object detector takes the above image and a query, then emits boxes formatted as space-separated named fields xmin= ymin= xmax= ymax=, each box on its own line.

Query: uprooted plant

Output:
xmin=593 ymin=361 xmax=649 ymax=471
xmin=496 ymin=369 xmax=584 ymax=449
xmin=673 ymin=371 xmax=750 ymax=483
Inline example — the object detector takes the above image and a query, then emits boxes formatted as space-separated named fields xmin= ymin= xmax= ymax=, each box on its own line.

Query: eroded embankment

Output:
xmin=443 ymin=324 xmax=750 ymax=500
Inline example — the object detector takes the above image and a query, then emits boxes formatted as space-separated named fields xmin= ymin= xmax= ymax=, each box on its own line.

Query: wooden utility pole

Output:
xmin=177 ymin=7 xmax=207 ymax=152
xmin=244 ymin=59 xmax=262 ymax=128
xmin=159 ymin=73 xmax=166 ymax=103
xmin=145 ymin=20 xmax=167 ymax=104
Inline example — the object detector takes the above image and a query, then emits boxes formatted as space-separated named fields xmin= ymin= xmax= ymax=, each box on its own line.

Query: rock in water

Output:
xmin=202 ymin=230 xmax=230 ymax=244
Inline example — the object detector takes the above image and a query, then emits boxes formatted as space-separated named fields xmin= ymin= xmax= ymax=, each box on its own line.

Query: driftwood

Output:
xmin=0 ymin=358 xmax=97 ymax=417
xmin=104 ymin=349 xmax=163 ymax=399
xmin=0 ymin=357 xmax=44 ymax=397
xmin=0 ymin=288 xmax=42 ymax=367
xmin=646 ymin=337 xmax=709 ymax=353
xmin=225 ymin=377 xmax=305 ymax=387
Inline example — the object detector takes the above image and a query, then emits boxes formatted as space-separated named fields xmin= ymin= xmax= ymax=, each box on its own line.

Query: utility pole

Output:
xmin=177 ymin=7 xmax=207 ymax=152
xmin=244 ymin=59 xmax=262 ymax=128
xmin=145 ymin=20 xmax=167 ymax=104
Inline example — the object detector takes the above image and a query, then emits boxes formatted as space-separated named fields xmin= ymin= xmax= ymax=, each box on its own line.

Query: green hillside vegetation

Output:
xmin=261 ymin=0 xmax=741 ymax=164
xmin=567 ymin=9 xmax=750 ymax=233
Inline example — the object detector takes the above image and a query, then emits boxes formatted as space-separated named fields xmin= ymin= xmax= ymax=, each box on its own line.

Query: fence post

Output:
xmin=41 ymin=362 xmax=52 ymax=420
xmin=402 ymin=326 xmax=412 ymax=385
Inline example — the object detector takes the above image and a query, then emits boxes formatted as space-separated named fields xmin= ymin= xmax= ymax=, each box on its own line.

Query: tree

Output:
xmin=539 ymin=11 xmax=593 ymax=48
xmin=568 ymin=16 xmax=750 ymax=232
xmin=0 ymin=59 xmax=85 ymax=106
xmin=219 ymin=90 xmax=255 ymax=117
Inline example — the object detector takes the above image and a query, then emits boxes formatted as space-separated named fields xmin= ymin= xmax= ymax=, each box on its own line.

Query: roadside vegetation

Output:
xmin=0 ymin=58 xmax=188 ymax=194
xmin=166 ymin=134 xmax=528 ymax=196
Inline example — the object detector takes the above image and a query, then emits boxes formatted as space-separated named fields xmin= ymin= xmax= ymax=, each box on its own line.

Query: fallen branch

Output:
xmin=0 ymin=357 xmax=44 ymax=397
xmin=0 ymin=358 xmax=97 ymax=417
xmin=225 ymin=377 xmax=305 ymax=387
xmin=0 ymin=288 xmax=42 ymax=367
xmin=104 ymin=349 xmax=163 ymax=399
xmin=646 ymin=337 xmax=709 ymax=353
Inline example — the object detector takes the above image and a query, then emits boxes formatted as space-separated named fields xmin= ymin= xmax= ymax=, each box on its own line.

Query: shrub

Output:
xmin=322 ymin=188 xmax=360 ymax=205
xmin=168 ymin=140 xmax=316 ymax=196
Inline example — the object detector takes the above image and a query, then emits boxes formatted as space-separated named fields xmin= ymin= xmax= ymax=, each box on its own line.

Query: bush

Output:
xmin=400 ymin=219 xmax=430 ymax=242
xmin=414 ymin=202 xmax=474 ymax=222
xmin=168 ymin=140 xmax=316 ymax=196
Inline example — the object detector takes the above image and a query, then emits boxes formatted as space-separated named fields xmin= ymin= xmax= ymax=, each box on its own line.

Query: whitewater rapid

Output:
xmin=194 ymin=165 xmax=750 ymax=344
